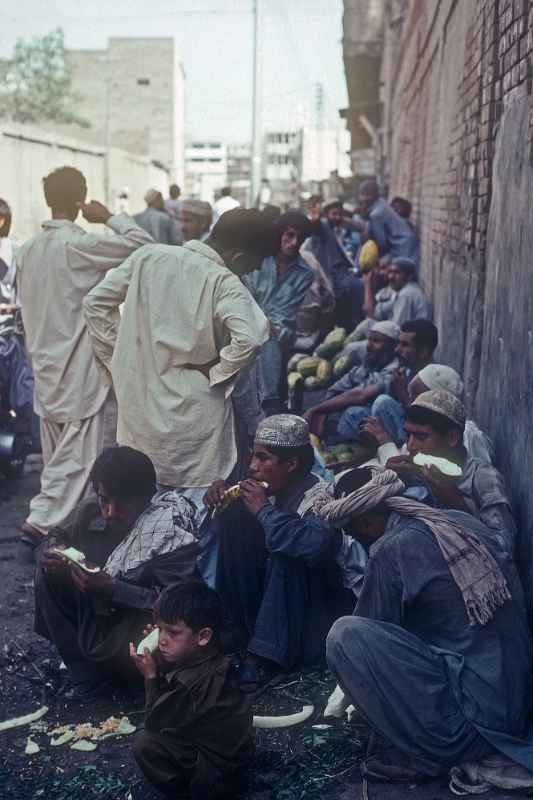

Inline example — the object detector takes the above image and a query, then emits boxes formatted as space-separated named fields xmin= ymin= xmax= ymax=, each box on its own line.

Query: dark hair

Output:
xmin=391 ymin=196 xmax=412 ymax=218
xmin=211 ymin=208 xmax=279 ymax=257
xmin=156 ymin=579 xmax=223 ymax=636
xmin=391 ymin=257 xmax=416 ymax=277
xmin=334 ymin=467 xmax=373 ymax=499
xmin=0 ymin=199 xmax=12 ymax=237
xmin=401 ymin=319 xmax=438 ymax=353
xmin=90 ymin=446 xmax=156 ymax=502
xmin=308 ymin=194 xmax=322 ymax=206
xmin=276 ymin=211 xmax=314 ymax=242
xmin=266 ymin=443 xmax=315 ymax=475
xmin=169 ymin=183 xmax=180 ymax=199
xmin=43 ymin=166 xmax=87 ymax=210
xmin=405 ymin=405 xmax=464 ymax=436
xmin=220 ymin=186 xmax=231 ymax=197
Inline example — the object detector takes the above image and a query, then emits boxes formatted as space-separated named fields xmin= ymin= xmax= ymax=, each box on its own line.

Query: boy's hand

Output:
xmin=130 ymin=643 xmax=157 ymax=679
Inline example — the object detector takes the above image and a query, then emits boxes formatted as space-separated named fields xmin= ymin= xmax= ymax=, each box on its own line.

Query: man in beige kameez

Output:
xmin=83 ymin=209 xmax=278 ymax=509
xmin=16 ymin=166 xmax=153 ymax=546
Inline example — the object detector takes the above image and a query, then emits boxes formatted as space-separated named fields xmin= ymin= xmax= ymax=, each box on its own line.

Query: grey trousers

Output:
xmin=326 ymin=616 xmax=492 ymax=776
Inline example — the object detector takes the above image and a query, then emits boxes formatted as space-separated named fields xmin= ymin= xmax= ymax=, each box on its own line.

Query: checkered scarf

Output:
xmin=105 ymin=490 xmax=198 ymax=578
xmin=315 ymin=469 xmax=511 ymax=626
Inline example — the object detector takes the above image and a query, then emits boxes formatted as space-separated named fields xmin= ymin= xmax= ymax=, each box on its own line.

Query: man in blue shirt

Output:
xmin=306 ymin=199 xmax=364 ymax=332
xmin=245 ymin=212 xmax=314 ymax=415
xmin=359 ymin=180 xmax=420 ymax=267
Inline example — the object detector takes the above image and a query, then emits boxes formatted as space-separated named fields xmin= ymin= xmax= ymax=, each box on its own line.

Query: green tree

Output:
xmin=0 ymin=28 xmax=89 ymax=127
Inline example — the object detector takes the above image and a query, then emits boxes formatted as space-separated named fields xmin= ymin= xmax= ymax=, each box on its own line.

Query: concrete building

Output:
xmin=65 ymin=38 xmax=185 ymax=186
xmin=299 ymin=126 xmax=352 ymax=184
xmin=341 ymin=0 xmax=533 ymax=613
xmin=262 ymin=131 xmax=302 ymax=206
xmin=185 ymin=141 xmax=228 ymax=203
xmin=227 ymin=143 xmax=252 ymax=206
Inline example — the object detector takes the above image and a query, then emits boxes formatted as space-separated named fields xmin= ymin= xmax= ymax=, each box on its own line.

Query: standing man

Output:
xmin=306 ymin=199 xmax=363 ymax=332
xmin=165 ymin=183 xmax=181 ymax=219
xmin=83 ymin=208 xmax=277 ymax=507
xmin=177 ymin=200 xmax=213 ymax=243
xmin=245 ymin=212 xmax=314 ymax=415
xmin=213 ymin=187 xmax=240 ymax=223
xmin=16 ymin=166 xmax=153 ymax=547
xmin=135 ymin=188 xmax=181 ymax=245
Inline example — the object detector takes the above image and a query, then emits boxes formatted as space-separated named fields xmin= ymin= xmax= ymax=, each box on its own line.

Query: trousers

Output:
xmin=326 ymin=616 xmax=492 ymax=776
xmin=337 ymin=394 xmax=405 ymax=445
xmin=27 ymin=394 xmax=117 ymax=533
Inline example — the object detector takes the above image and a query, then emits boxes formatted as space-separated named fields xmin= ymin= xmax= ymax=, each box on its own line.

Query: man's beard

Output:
xmin=365 ymin=350 xmax=393 ymax=370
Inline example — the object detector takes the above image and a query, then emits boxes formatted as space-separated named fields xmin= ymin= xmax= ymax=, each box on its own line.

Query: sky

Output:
xmin=0 ymin=0 xmax=348 ymax=143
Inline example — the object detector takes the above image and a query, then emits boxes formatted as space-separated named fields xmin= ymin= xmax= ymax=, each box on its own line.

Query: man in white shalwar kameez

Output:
xmin=83 ymin=208 xmax=277 ymax=509
xmin=16 ymin=166 xmax=153 ymax=545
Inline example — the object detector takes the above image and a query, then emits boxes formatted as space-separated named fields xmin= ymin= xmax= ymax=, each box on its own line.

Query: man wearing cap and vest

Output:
xmin=134 ymin=189 xmax=181 ymax=245
xmin=177 ymin=200 xmax=213 ymax=243
xmin=203 ymin=414 xmax=350 ymax=684
xmin=303 ymin=321 xmax=401 ymax=450
xmin=385 ymin=389 xmax=516 ymax=556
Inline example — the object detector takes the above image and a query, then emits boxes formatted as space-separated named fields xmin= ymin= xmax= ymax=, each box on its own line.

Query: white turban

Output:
xmin=417 ymin=364 xmax=464 ymax=398
xmin=370 ymin=320 xmax=400 ymax=341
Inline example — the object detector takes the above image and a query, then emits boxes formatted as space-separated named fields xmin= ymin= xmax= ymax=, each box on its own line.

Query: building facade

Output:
xmin=227 ymin=142 xmax=252 ymax=206
xmin=184 ymin=141 xmax=228 ymax=203
xmin=66 ymin=37 xmax=185 ymax=186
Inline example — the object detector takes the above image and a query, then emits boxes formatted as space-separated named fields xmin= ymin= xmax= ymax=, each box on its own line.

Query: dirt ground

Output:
xmin=0 ymin=469 xmax=525 ymax=800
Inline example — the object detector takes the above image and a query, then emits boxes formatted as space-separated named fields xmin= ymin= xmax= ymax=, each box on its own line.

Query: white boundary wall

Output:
xmin=0 ymin=124 xmax=169 ymax=242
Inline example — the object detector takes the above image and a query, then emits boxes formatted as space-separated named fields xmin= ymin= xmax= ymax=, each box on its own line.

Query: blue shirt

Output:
xmin=244 ymin=255 xmax=313 ymax=344
xmin=368 ymin=199 xmax=420 ymax=265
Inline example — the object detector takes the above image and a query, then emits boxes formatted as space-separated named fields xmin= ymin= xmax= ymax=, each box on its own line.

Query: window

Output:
xmin=137 ymin=78 xmax=150 ymax=86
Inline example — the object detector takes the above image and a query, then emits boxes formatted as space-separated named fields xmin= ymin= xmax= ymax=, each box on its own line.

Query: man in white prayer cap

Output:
xmin=304 ymin=321 xmax=402 ymax=450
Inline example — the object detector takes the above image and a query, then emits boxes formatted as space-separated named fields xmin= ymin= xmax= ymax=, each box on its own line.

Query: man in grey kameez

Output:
xmin=321 ymin=468 xmax=533 ymax=784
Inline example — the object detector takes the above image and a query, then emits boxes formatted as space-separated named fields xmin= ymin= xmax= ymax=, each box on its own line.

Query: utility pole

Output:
xmin=250 ymin=0 xmax=262 ymax=206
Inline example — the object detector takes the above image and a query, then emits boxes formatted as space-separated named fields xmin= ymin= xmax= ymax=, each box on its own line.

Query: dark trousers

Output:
xmin=34 ymin=568 xmax=148 ymax=685
xmin=134 ymin=731 xmax=247 ymax=800
xmin=215 ymin=503 xmax=349 ymax=668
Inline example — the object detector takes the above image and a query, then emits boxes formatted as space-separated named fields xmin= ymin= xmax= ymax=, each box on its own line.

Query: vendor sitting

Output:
xmin=204 ymin=414 xmax=351 ymax=685
xmin=322 ymin=468 xmax=533 ymax=785
xmin=34 ymin=446 xmax=199 ymax=701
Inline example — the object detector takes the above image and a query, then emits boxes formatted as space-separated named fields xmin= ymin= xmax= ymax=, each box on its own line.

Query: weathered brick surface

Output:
xmin=377 ymin=0 xmax=533 ymax=614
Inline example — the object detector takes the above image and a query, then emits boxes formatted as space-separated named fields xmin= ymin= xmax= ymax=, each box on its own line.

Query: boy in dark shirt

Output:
xmin=130 ymin=579 xmax=253 ymax=799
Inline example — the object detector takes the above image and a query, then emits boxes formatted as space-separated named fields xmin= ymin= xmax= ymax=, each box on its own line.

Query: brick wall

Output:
xmin=381 ymin=0 xmax=533 ymax=613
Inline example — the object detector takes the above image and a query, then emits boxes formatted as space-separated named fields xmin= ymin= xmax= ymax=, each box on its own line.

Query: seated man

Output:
xmin=385 ymin=390 xmax=516 ymax=555
xmin=362 ymin=319 xmax=438 ymax=446
xmin=365 ymin=256 xmax=431 ymax=327
xmin=245 ymin=212 xmax=314 ymax=415
xmin=366 ymin=363 xmax=495 ymax=466
xmin=322 ymin=468 xmax=533 ymax=784
xmin=303 ymin=321 xmax=400 ymax=448
xmin=131 ymin=579 xmax=253 ymax=800
xmin=177 ymin=199 xmax=213 ymax=243
xmin=204 ymin=414 xmax=350 ymax=681
xmin=359 ymin=179 xmax=420 ymax=266
xmin=305 ymin=199 xmax=364 ymax=332
xmin=34 ymin=446 xmax=199 ymax=700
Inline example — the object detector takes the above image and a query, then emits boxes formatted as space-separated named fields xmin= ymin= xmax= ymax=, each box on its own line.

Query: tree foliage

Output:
xmin=0 ymin=28 xmax=90 ymax=127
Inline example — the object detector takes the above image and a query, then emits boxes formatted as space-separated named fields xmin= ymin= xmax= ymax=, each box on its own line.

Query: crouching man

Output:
xmin=320 ymin=468 xmax=533 ymax=784
xmin=34 ymin=446 xmax=199 ymax=700
xmin=131 ymin=579 xmax=253 ymax=800
xmin=204 ymin=414 xmax=351 ymax=684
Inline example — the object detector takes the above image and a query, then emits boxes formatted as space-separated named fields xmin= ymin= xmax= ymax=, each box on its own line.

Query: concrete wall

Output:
xmin=379 ymin=0 xmax=533 ymax=613
xmin=1 ymin=124 xmax=168 ymax=241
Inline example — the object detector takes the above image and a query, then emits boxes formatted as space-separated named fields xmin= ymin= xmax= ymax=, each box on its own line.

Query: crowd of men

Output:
xmin=1 ymin=167 xmax=533 ymax=798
